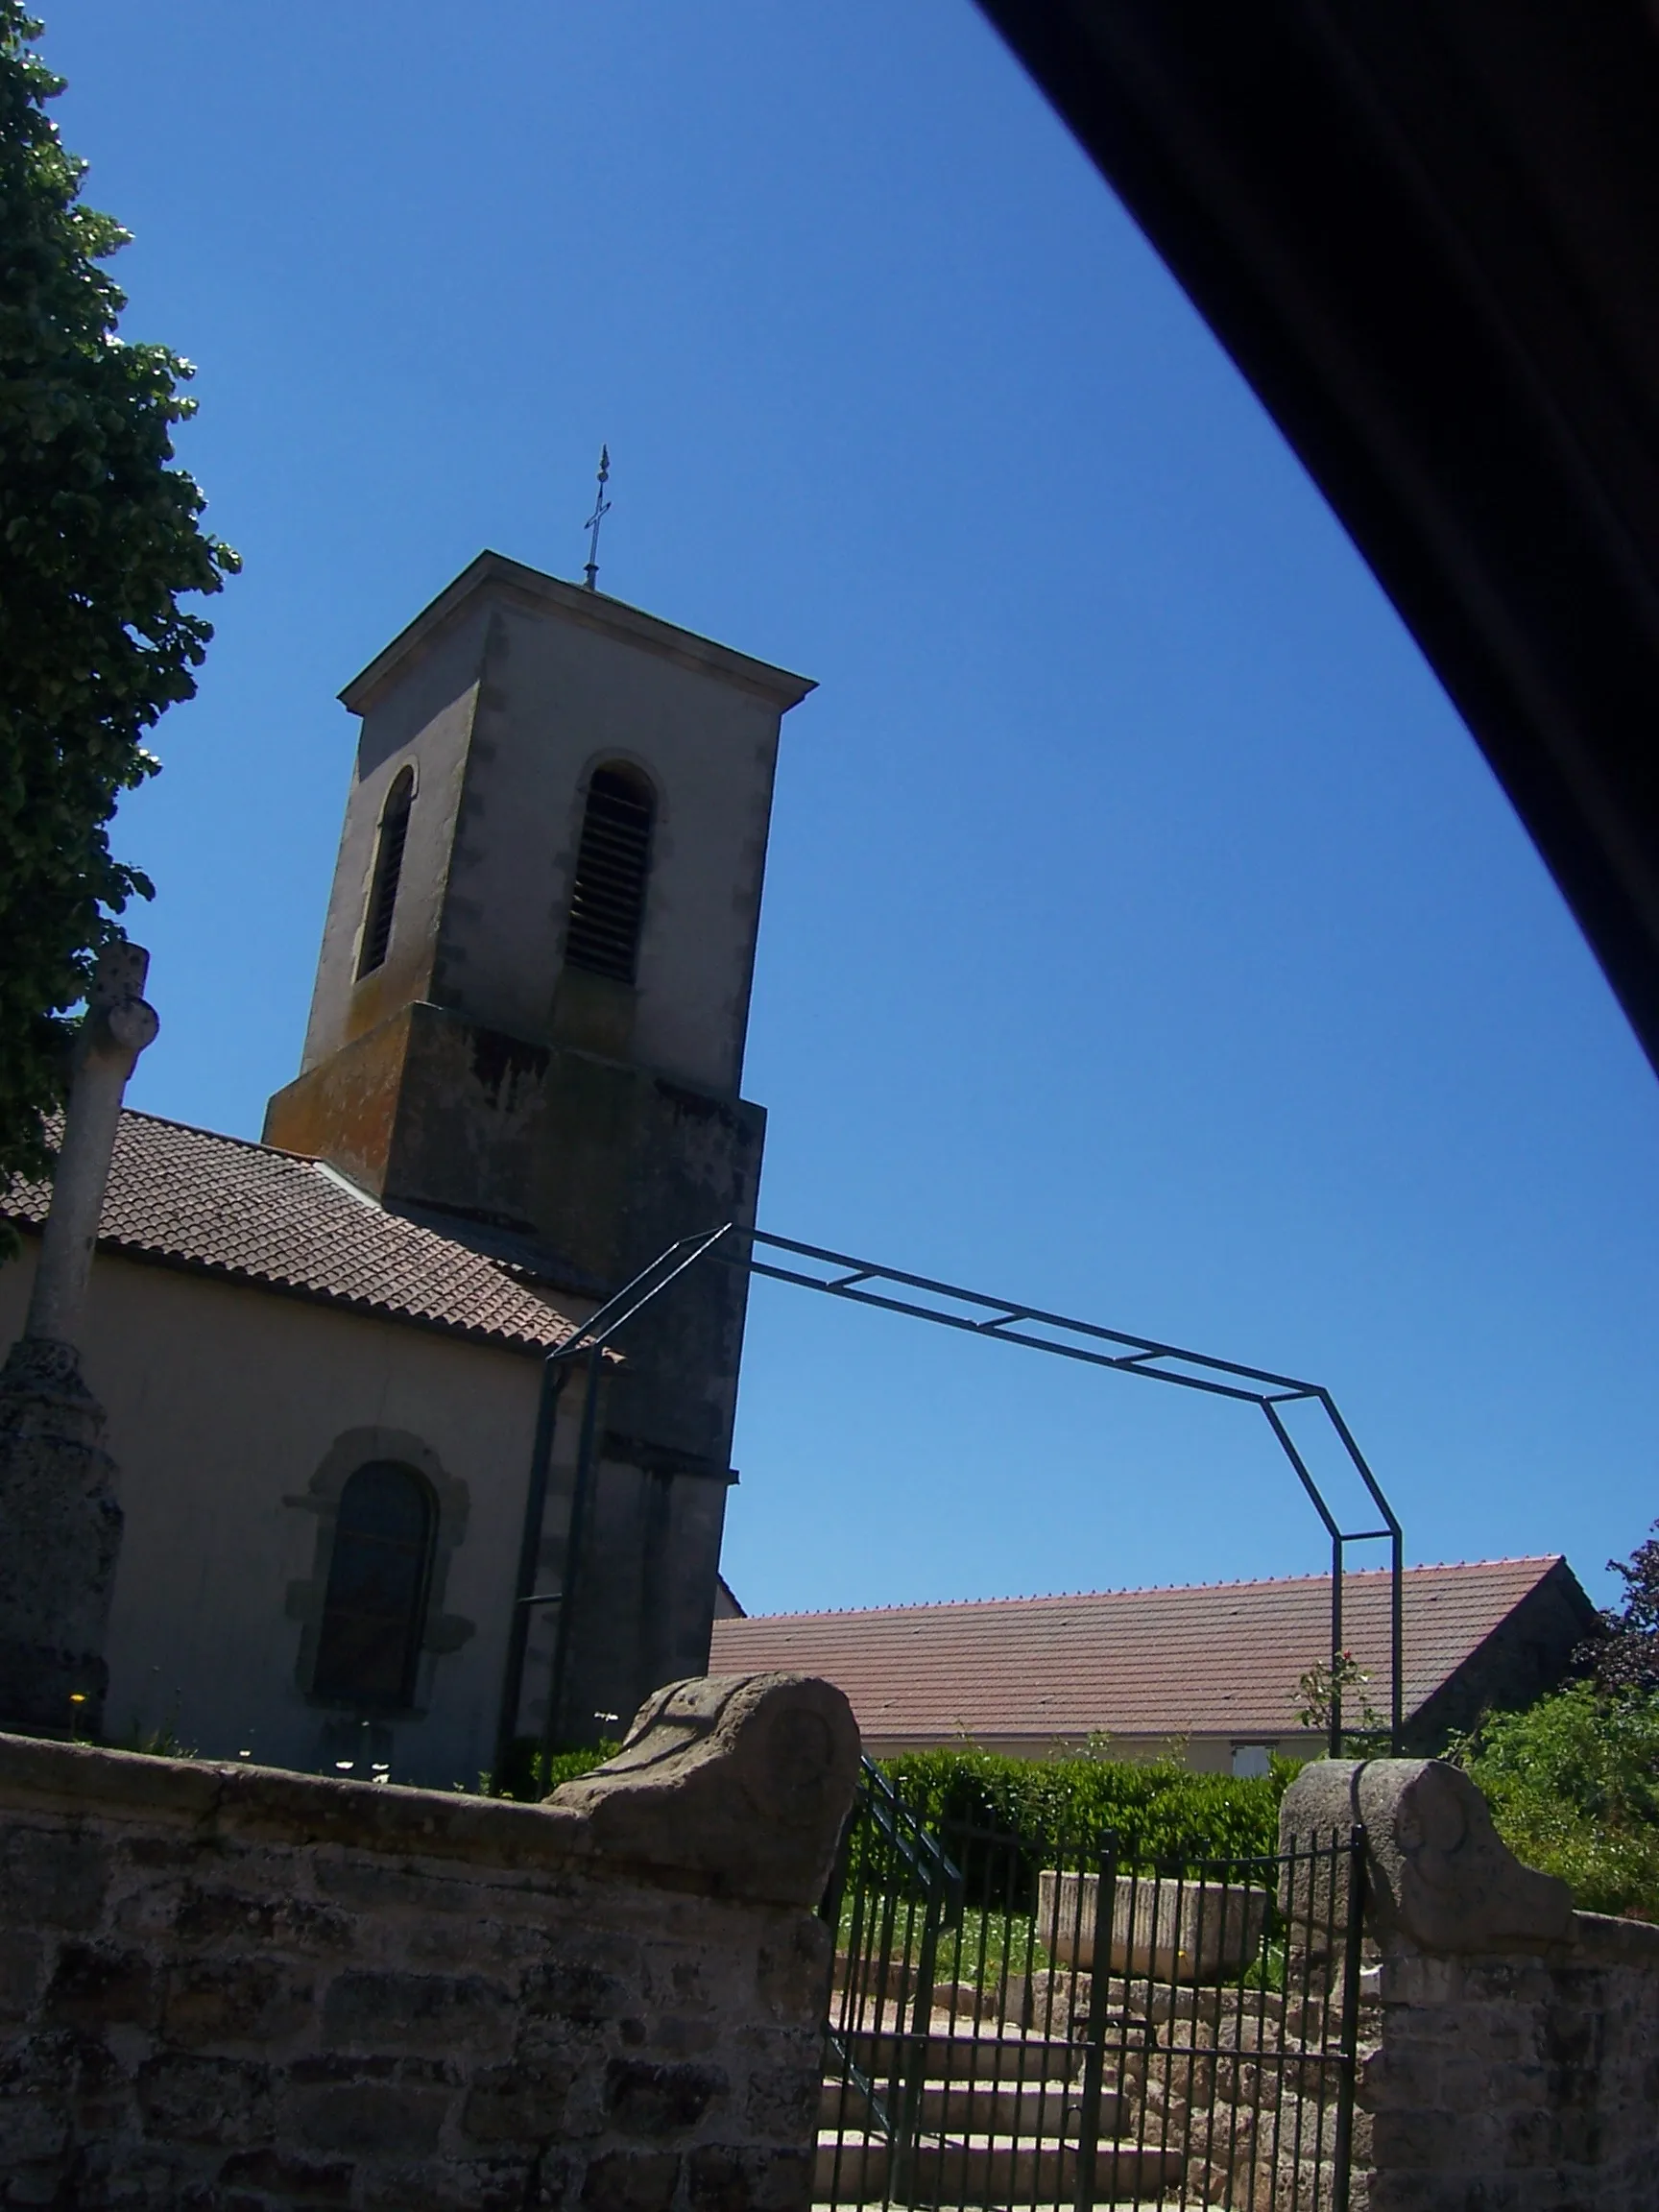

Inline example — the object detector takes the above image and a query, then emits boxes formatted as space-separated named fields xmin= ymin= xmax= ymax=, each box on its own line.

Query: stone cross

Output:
xmin=0 ymin=944 xmax=158 ymax=1740
xmin=23 ymin=943 xmax=159 ymax=1348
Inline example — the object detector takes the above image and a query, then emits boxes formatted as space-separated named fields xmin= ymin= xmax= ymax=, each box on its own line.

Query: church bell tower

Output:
xmin=264 ymin=551 xmax=813 ymax=1738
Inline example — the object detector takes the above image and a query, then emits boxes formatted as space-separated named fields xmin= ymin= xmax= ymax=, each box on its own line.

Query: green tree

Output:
xmin=1579 ymin=1517 xmax=1659 ymax=1695
xmin=0 ymin=2 xmax=237 ymax=1202
xmin=1292 ymin=1648 xmax=1386 ymax=1752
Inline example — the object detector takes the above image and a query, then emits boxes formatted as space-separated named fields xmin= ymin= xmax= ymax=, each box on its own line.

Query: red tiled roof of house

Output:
xmin=709 ymin=1558 xmax=1572 ymax=1743
xmin=3 ymin=1110 xmax=591 ymax=1357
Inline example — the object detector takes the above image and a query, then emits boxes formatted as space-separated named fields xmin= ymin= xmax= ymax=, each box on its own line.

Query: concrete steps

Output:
xmin=838 ymin=2026 xmax=1082 ymax=2086
xmin=819 ymin=2015 xmax=1184 ymax=2205
xmin=813 ymin=2129 xmax=1185 ymax=2205
xmin=824 ymin=2076 xmax=1122 ymax=2137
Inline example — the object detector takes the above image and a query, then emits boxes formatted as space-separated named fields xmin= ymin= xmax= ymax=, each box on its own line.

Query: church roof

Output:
xmin=340 ymin=551 xmax=817 ymax=717
xmin=3 ymin=1110 xmax=592 ymax=1357
xmin=709 ymin=1556 xmax=1588 ymax=1745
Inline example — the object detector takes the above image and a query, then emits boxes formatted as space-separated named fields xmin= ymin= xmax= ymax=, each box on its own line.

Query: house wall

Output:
xmin=0 ymin=1245 xmax=574 ymax=1789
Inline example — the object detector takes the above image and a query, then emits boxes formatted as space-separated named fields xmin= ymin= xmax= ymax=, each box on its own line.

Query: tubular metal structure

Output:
xmin=501 ymin=1221 xmax=1405 ymax=1765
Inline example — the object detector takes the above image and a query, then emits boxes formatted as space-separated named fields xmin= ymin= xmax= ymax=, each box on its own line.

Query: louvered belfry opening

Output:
xmin=357 ymin=767 xmax=414 ymax=978
xmin=565 ymin=764 xmax=654 ymax=983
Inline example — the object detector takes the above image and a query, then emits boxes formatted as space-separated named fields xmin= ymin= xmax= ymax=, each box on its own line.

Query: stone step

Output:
xmin=837 ymin=2026 xmax=1081 ymax=2086
xmin=823 ymin=2076 xmax=1122 ymax=2138
xmin=814 ymin=2130 xmax=1186 ymax=2205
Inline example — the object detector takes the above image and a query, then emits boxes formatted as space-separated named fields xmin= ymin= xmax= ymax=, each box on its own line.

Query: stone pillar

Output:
xmin=1281 ymin=1758 xmax=1612 ymax=2212
xmin=0 ymin=944 xmax=158 ymax=1738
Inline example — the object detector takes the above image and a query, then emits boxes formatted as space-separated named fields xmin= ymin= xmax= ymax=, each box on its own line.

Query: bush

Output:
xmin=878 ymin=1745 xmax=1292 ymax=1871
xmin=1452 ymin=1682 xmax=1659 ymax=1920
xmin=490 ymin=1736 xmax=618 ymax=1802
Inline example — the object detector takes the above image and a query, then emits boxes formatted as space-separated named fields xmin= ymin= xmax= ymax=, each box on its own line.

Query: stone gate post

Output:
xmin=1283 ymin=1757 xmax=1659 ymax=2212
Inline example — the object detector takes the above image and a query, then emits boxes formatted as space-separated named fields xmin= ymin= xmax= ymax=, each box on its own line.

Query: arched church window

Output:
xmin=357 ymin=767 xmax=415 ymax=978
xmin=565 ymin=764 xmax=655 ymax=984
xmin=312 ymin=1460 xmax=434 ymax=1706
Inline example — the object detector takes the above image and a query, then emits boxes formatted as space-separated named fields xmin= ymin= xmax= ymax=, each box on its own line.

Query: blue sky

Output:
xmin=42 ymin=1 xmax=1659 ymax=1618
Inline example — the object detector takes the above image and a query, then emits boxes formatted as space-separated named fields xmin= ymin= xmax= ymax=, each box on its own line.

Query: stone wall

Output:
xmin=1284 ymin=1757 xmax=1659 ymax=2212
xmin=0 ymin=1671 xmax=858 ymax=2211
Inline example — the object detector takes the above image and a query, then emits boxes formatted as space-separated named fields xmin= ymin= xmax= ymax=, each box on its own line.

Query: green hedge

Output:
xmin=491 ymin=1738 xmax=1293 ymax=1870
xmin=878 ymin=1746 xmax=1293 ymax=1869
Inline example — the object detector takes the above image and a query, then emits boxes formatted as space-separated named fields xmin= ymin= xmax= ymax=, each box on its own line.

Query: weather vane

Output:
xmin=582 ymin=445 xmax=612 ymax=591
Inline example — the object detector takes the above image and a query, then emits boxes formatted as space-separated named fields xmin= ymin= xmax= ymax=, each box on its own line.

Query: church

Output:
xmin=0 ymin=551 xmax=814 ymax=1789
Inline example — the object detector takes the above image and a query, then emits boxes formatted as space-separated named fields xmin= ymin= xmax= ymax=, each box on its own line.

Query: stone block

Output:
xmin=753 ymin=1922 xmax=830 ymax=2020
xmin=686 ymin=2145 xmax=813 ymax=2212
xmin=323 ymin=1969 xmax=513 ymax=2058
xmin=1371 ymin=2104 xmax=1497 ymax=2168
xmin=0 ymin=1927 xmax=49 ymax=2018
xmin=1281 ymin=1761 xmax=1574 ymax=1956
xmin=1 ymin=1824 xmax=109 ymax=1932
xmin=1039 ymin=1866 xmax=1269 ymax=1982
xmin=43 ymin=1939 xmax=157 ymax=2029
xmin=173 ymin=1884 xmax=354 ymax=1958
xmin=213 ymin=2148 xmax=354 ymax=2205
xmin=163 ymin=1957 xmax=315 ymax=2049
xmin=742 ymin=2064 xmax=818 ymax=2140
xmin=0 ymin=2088 xmax=70 ymax=2164
xmin=284 ymin=2077 xmax=452 ymax=2156
xmin=136 ymin=2052 xmax=274 ymax=2147
xmin=459 ymin=2056 xmax=582 ymax=2145
xmin=579 ymin=2150 xmax=681 ymax=2212
xmin=604 ymin=2057 xmax=728 ymax=2138
xmin=547 ymin=1674 xmax=859 ymax=1909
xmin=356 ymin=2156 xmax=534 ymax=2212
xmin=523 ymin=1957 xmax=640 ymax=2027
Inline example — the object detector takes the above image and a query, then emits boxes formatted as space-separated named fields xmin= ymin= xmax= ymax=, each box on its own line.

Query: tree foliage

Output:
xmin=1579 ymin=1517 xmax=1659 ymax=1695
xmin=0 ymin=2 xmax=236 ymax=1197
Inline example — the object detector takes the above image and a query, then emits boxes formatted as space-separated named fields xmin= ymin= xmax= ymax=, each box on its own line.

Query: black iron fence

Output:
xmin=819 ymin=1762 xmax=1366 ymax=2211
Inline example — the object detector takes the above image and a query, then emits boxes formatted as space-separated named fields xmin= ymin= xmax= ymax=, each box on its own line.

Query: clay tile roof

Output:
xmin=709 ymin=1558 xmax=1573 ymax=1743
xmin=3 ymin=1110 xmax=592 ymax=1356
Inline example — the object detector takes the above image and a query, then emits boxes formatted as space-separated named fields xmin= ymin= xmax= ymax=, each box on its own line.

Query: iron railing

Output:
xmin=819 ymin=1767 xmax=1367 ymax=2212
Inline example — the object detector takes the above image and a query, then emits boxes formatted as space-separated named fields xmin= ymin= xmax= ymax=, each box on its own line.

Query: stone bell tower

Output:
xmin=264 ymin=551 xmax=813 ymax=1739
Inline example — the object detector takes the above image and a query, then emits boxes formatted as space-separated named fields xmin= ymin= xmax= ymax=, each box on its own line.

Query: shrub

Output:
xmin=878 ymin=1745 xmax=1291 ymax=1871
xmin=1451 ymin=1682 xmax=1659 ymax=1920
xmin=490 ymin=1736 xmax=618 ymax=1802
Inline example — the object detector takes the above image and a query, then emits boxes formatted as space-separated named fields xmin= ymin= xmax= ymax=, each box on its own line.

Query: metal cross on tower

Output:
xmin=582 ymin=445 xmax=612 ymax=591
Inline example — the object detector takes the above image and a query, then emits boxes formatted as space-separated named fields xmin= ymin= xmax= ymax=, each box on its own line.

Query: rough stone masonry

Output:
xmin=1283 ymin=1756 xmax=1659 ymax=2212
xmin=0 ymin=1670 xmax=859 ymax=2211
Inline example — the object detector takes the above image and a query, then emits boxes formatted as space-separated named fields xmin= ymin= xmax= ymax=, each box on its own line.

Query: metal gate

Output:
xmin=819 ymin=1764 xmax=1365 ymax=2211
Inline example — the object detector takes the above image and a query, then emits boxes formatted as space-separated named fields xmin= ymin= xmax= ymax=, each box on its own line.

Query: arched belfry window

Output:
xmin=312 ymin=1461 xmax=434 ymax=1706
xmin=357 ymin=767 xmax=415 ymax=978
xmin=565 ymin=764 xmax=654 ymax=984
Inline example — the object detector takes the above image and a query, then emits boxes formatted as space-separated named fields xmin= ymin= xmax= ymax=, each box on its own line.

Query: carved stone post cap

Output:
xmin=546 ymin=1671 xmax=861 ymax=1907
xmin=89 ymin=943 xmax=150 ymax=1005
xmin=1281 ymin=1756 xmax=1575 ymax=1954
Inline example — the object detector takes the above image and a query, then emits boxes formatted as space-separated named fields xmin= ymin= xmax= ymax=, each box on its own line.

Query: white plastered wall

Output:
xmin=0 ymin=1243 xmax=571 ymax=1789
